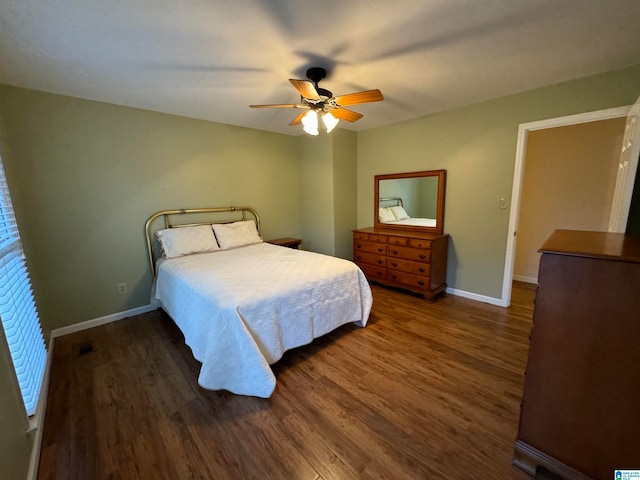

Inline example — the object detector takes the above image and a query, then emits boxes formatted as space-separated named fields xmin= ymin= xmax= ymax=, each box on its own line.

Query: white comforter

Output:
xmin=154 ymin=242 xmax=373 ymax=397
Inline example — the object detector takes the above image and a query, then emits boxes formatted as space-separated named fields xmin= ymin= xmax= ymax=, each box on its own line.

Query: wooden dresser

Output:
xmin=514 ymin=230 xmax=640 ymax=479
xmin=353 ymin=227 xmax=448 ymax=301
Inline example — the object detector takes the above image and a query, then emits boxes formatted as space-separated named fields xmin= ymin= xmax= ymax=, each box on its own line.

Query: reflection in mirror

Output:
xmin=374 ymin=170 xmax=446 ymax=234
xmin=379 ymin=176 xmax=439 ymax=227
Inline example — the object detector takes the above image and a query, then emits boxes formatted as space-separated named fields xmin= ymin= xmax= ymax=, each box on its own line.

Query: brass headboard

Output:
xmin=379 ymin=196 xmax=404 ymax=207
xmin=144 ymin=206 xmax=261 ymax=280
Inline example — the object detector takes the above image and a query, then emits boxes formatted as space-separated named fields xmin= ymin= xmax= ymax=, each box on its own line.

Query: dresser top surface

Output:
xmin=539 ymin=229 xmax=640 ymax=263
xmin=354 ymin=227 xmax=448 ymax=240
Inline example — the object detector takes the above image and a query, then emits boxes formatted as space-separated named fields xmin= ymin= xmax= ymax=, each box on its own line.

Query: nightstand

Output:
xmin=267 ymin=237 xmax=302 ymax=249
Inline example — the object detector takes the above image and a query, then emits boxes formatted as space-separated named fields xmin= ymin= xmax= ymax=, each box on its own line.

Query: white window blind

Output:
xmin=0 ymin=156 xmax=46 ymax=416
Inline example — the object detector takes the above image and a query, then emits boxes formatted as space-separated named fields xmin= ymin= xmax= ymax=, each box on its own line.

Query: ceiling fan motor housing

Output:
xmin=306 ymin=67 xmax=327 ymax=84
xmin=306 ymin=67 xmax=333 ymax=98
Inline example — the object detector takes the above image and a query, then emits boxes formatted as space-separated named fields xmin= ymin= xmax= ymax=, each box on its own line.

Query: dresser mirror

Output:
xmin=374 ymin=169 xmax=446 ymax=235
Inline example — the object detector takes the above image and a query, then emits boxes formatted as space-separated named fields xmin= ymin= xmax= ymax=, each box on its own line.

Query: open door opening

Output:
xmin=501 ymin=103 xmax=634 ymax=306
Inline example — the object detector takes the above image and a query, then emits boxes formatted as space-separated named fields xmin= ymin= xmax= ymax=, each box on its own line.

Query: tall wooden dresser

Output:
xmin=514 ymin=230 xmax=640 ymax=479
xmin=353 ymin=227 xmax=448 ymax=301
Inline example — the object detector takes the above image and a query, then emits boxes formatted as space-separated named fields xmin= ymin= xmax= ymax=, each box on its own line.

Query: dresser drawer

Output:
xmin=358 ymin=264 xmax=386 ymax=281
xmin=354 ymin=240 xmax=387 ymax=255
xmin=387 ymin=245 xmax=431 ymax=263
xmin=353 ymin=251 xmax=386 ymax=268
xmin=368 ymin=234 xmax=388 ymax=244
xmin=408 ymin=238 xmax=432 ymax=249
xmin=387 ymin=258 xmax=430 ymax=276
xmin=387 ymin=236 xmax=408 ymax=246
xmin=387 ymin=270 xmax=430 ymax=290
xmin=353 ymin=232 xmax=369 ymax=241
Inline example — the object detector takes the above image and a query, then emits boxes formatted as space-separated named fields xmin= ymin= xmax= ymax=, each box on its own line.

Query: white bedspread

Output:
xmin=154 ymin=242 xmax=373 ymax=397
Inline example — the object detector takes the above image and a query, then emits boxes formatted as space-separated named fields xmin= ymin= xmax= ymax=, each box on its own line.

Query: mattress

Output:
xmin=154 ymin=242 xmax=373 ymax=397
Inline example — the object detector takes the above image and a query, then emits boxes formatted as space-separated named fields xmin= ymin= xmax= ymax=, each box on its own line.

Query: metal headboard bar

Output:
xmin=379 ymin=196 xmax=404 ymax=207
xmin=144 ymin=206 xmax=261 ymax=280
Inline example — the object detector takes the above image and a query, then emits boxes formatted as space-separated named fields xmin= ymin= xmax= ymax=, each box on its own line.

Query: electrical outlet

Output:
xmin=116 ymin=282 xmax=128 ymax=295
xmin=499 ymin=197 xmax=508 ymax=210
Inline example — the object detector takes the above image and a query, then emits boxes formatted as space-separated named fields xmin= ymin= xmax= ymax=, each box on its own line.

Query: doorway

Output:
xmin=501 ymin=106 xmax=630 ymax=306
xmin=513 ymin=118 xmax=626 ymax=283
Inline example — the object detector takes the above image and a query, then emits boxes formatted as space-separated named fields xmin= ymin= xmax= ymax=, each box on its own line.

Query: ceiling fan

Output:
xmin=249 ymin=67 xmax=384 ymax=135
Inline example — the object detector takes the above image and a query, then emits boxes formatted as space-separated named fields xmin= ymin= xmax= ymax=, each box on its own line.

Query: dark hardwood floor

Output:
xmin=38 ymin=282 xmax=536 ymax=479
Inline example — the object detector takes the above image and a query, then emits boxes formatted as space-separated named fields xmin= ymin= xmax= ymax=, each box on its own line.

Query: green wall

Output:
xmin=298 ymin=135 xmax=335 ymax=254
xmin=0 ymin=340 xmax=32 ymax=480
xmin=358 ymin=64 xmax=640 ymax=299
xmin=332 ymin=129 xmax=358 ymax=260
xmin=298 ymin=129 xmax=358 ymax=258
xmin=0 ymin=85 xmax=301 ymax=334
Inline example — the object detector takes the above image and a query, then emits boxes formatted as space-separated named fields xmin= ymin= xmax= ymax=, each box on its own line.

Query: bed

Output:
xmin=378 ymin=197 xmax=437 ymax=227
xmin=145 ymin=206 xmax=373 ymax=398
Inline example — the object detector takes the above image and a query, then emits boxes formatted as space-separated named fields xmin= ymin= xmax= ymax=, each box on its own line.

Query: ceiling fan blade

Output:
xmin=289 ymin=79 xmax=320 ymax=100
xmin=331 ymin=107 xmax=363 ymax=122
xmin=249 ymin=103 xmax=298 ymax=108
xmin=289 ymin=111 xmax=308 ymax=126
xmin=334 ymin=89 xmax=384 ymax=106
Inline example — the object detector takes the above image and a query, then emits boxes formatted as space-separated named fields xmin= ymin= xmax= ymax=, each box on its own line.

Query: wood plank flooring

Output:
xmin=38 ymin=282 xmax=536 ymax=479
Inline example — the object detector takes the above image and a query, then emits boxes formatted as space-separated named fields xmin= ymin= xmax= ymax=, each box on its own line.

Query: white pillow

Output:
xmin=212 ymin=220 xmax=262 ymax=250
xmin=378 ymin=207 xmax=396 ymax=223
xmin=390 ymin=205 xmax=410 ymax=220
xmin=156 ymin=225 xmax=220 ymax=258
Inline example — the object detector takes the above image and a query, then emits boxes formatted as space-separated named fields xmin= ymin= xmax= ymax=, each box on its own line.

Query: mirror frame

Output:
xmin=374 ymin=169 xmax=446 ymax=235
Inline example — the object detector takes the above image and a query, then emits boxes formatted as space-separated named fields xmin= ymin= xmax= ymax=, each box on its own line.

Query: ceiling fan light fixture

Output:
xmin=302 ymin=110 xmax=319 ymax=136
xmin=323 ymin=112 xmax=339 ymax=133
xmin=249 ymin=66 xmax=383 ymax=134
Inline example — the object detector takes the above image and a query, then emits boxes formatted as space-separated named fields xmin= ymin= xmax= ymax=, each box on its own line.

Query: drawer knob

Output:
xmin=391 ymin=249 xmax=398 ymax=255
xmin=418 ymin=267 xmax=425 ymax=273
xmin=356 ymin=243 xmax=362 ymax=248
xmin=419 ymin=254 xmax=426 ymax=259
xmin=377 ymin=260 xmax=383 ymax=264
xmin=392 ymin=262 xmax=398 ymax=267
xmin=377 ymin=248 xmax=384 ymax=253
xmin=391 ymin=274 xmax=397 ymax=280
xmin=356 ymin=255 xmax=362 ymax=260
xmin=418 ymin=280 xmax=425 ymax=286
xmin=377 ymin=272 xmax=383 ymax=277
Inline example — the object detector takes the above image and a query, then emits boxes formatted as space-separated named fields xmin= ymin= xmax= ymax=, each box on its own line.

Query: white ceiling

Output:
xmin=2 ymin=0 xmax=640 ymax=136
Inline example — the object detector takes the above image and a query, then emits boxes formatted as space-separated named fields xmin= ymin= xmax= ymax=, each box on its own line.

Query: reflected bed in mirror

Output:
xmin=374 ymin=169 xmax=446 ymax=235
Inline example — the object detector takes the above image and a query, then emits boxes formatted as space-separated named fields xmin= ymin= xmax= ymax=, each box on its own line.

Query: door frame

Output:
xmin=500 ymin=105 xmax=631 ymax=306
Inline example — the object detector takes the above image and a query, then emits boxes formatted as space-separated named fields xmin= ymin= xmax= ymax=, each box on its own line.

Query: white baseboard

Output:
xmin=513 ymin=275 xmax=538 ymax=285
xmin=446 ymin=287 xmax=507 ymax=307
xmin=50 ymin=303 xmax=157 ymax=339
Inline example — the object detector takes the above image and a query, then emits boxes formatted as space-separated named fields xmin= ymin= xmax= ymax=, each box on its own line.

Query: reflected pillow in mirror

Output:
xmin=390 ymin=206 xmax=410 ymax=220
xmin=379 ymin=207 xmax=396 ymax=223
xmin=156 ymin=225 xmax=220 ymax=258
xmin=212 ymin=220 xmax=262 ymax=250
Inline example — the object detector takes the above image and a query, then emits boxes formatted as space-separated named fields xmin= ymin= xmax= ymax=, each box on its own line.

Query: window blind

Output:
xmin=0 ymin=156 xmax=46 ymax=416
